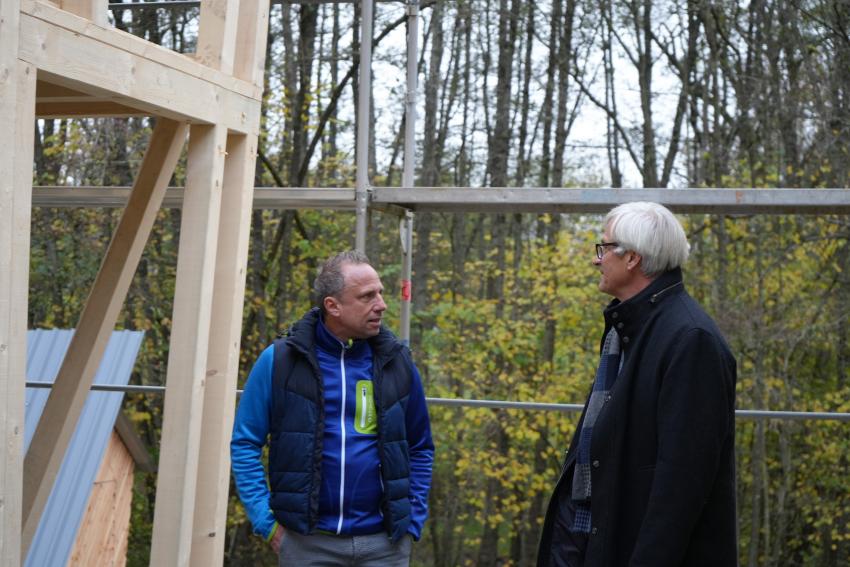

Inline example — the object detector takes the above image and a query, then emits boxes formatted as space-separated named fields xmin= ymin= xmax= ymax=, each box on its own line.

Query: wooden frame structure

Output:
xmin=4 ymin=0 xmax=850 ymax=563
xmin=0 ymin=0 xmax=268 ymax=564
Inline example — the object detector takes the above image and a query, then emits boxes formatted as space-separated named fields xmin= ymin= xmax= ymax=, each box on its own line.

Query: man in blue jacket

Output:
xmin=232 ymin=250 xmax=434 ymax=566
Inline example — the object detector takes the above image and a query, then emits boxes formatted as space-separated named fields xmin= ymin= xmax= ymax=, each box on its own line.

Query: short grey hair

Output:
xmin=605 ymin=201 xmax=690 ymax=277
xmin=313 ymin=250 xmax=373 ymax=313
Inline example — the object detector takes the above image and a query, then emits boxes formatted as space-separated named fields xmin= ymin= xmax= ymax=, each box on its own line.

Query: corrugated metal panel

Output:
xmin=24 ymin=329 xmax=144 ymax=567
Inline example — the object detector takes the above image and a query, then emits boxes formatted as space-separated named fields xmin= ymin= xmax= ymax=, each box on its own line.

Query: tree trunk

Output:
xmin=290 ymin=4 xmax=319 ymax=187
xmin=412 ymin=1 xmax=446 ymax=343
xmin=552 ymin=0 xmax=577 ymax=189
xmin=636 ymin=0 xmax=658 ymax=187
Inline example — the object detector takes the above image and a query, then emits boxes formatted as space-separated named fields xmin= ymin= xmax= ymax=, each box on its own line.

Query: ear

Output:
xmin=625 ymin=251 xmax=643 ymax=271
xmin=324 ymin=296 xmax=341 ymax=317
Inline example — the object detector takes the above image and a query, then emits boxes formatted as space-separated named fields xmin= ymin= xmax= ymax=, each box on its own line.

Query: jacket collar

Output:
xmin=602 ymin=267 xmax=685 ymax=346
xmin=313 ymin=313 xmax=366 ymax=356
xmin=284 ymin=307 xmax=400 ymax=361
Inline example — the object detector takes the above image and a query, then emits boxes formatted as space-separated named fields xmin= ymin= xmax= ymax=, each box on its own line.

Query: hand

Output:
xmin=270 ymin=524 xmax=284 ymax=554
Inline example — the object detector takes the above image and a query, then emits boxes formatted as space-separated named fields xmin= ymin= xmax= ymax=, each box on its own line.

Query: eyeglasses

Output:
xmin=595 ymin=242 xmax=620 ymax=259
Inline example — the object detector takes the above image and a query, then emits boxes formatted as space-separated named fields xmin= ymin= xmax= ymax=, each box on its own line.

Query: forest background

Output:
xmin=27 ymin=0 xmax=850 ymax=565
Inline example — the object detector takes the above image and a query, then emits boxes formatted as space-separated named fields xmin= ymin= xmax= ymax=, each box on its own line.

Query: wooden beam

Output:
xmin=1 ymin=11 xmax=37 ymax=559
xmin=36 ymin=80 xmax=150 ymax=117
xmin=59 ymin=0 xmax=107 ymax=27
xmin=20 ymin=0 xmax=262 ymax=132
xmin=36 ymin=80 xmax=97 ymax=101
xmin=36 ymin=101 xmax=147 ymax=118
xmin=233 ymin=0 xmax=270 ymax=86
xmin=196 ymin=0 xmax=240 ymax=74
xmin=114 ymin=412 xmax=155 ymax=473
xmin=21 ymin=118 xmax=188 ymax=556
xmin=22 ymin=0 xmax=260 ymax=100
xmin=150 ymin=124 xmax=228 ymax=566
xmin=189 ymin=133 xmax=257 ymax=566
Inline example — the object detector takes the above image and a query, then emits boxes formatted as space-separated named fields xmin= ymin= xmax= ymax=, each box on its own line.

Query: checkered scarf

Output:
xmin=571 ymin=327 xmax=622 ymax=533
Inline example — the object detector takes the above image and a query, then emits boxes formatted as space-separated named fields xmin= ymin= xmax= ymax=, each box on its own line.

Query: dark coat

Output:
xmin=538 ymin=268 xmax=738 ymax=567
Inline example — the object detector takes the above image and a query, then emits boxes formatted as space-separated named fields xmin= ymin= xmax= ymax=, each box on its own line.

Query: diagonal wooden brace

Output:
xmin=21 ymin=118 xmax=188 ymax=557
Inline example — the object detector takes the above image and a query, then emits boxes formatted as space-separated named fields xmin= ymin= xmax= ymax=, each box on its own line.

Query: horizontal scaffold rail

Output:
xmin=372 ymin=187 xmax=850 ymax=214
xmin=33 ymin=186 xmax=356 ymax=209
xmin=32 ymin=186 xmax=850 ymax=214
xmin=25 ymin=381 xmax=850 ymax=422
xmin=107 ymin=0 xmax=401 ymax=7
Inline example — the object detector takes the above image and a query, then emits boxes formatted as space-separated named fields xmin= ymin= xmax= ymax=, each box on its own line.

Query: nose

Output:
xmin=592 ymin=256 xmax=602 ymax=266
xmin=375 ymin=293 xmax=387 ymax=312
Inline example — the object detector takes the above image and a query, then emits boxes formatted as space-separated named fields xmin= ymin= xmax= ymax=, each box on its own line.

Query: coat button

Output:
xmin=612 ymin=312 xmax=619 ymax=319
xmin=592 ymin=460 xmax=600 ymax=468
xmin=591 ymin=527 xmax=598 ymax=535
xmin=605 ymin=394 xmax=612 ymax=403
xmin=622 ymin=336 xmax=630 ymax=344
xmin=616 ymin=322 xmax=624 ymax=329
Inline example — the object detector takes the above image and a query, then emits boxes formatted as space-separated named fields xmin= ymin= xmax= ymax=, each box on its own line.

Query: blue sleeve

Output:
xmin=230 ymin=345 xmax=277 ymax=540
xmin=405 ymin=360 xmax=435 ymax=540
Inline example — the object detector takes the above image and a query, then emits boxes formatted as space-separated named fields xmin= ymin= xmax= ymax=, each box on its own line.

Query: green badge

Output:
xmin=354 ymin=380 xmax=377 ymax=434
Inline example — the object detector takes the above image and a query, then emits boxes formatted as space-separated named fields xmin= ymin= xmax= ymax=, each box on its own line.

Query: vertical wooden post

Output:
xmin=189 ymin=133 xmax=255 ymax=567
xmin=189 ymin=1 xmax=268 ymax=564
xmin=59 ymin=0 xmax=108 ymax=27
xmin=150 ymin=124 xmax=227 ymax=567
xmin=232 ymin=0 xmax=269 ymax=87
xmin=21 ymin=118 xmax=187 ymax=557
xmin=1 ymin=0 xmax=36 ymax=557
xmin=196 ymin=0 xmax=240 ymax=74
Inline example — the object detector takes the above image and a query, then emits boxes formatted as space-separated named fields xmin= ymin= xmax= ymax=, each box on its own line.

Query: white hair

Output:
xmin=605 ymin=201 xmax=690 ymax=277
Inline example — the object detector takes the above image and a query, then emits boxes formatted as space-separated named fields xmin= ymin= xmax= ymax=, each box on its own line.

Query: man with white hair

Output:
xmin=537 ymin=202 xmax=738 ymax=567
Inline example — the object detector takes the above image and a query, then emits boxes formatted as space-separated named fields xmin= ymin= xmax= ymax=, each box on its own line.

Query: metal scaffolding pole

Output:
xmin=31 ymin=186 xmax=850 ymax=214
xmin=354 ymin=0 xmax=374 ymax=253
xmin=399 ymin=0 xmax=418 ymax=344
xmin=107 ymin=0 xmax=398 ymax=8
xmin=24 ymin=382 xmax=850 ymax=422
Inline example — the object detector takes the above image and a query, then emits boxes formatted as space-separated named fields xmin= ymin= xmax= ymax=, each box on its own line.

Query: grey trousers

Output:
xmin=278 ymin=531 xmax=412 ymax=567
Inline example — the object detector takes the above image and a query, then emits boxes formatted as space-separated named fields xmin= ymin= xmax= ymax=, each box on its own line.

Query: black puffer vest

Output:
xmin=267 ymin=308 xmax=415 ymax=541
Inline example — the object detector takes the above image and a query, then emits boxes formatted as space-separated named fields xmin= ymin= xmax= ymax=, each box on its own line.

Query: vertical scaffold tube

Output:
xmin=399 ymin=0 xmax=419 ymax=344
xmin=399 ymin=211 xmax=414 ymax=345
xmin=354 ymin=0 xmax=374 ymax=253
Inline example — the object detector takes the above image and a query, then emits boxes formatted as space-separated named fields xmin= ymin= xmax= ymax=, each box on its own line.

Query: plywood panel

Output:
xmin=68 ymin=431 xmax=134 ymax=567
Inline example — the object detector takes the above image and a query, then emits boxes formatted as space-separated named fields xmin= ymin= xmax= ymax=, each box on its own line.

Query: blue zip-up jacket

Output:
xmin=231 ymin=309 xmax=434 ymax=541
